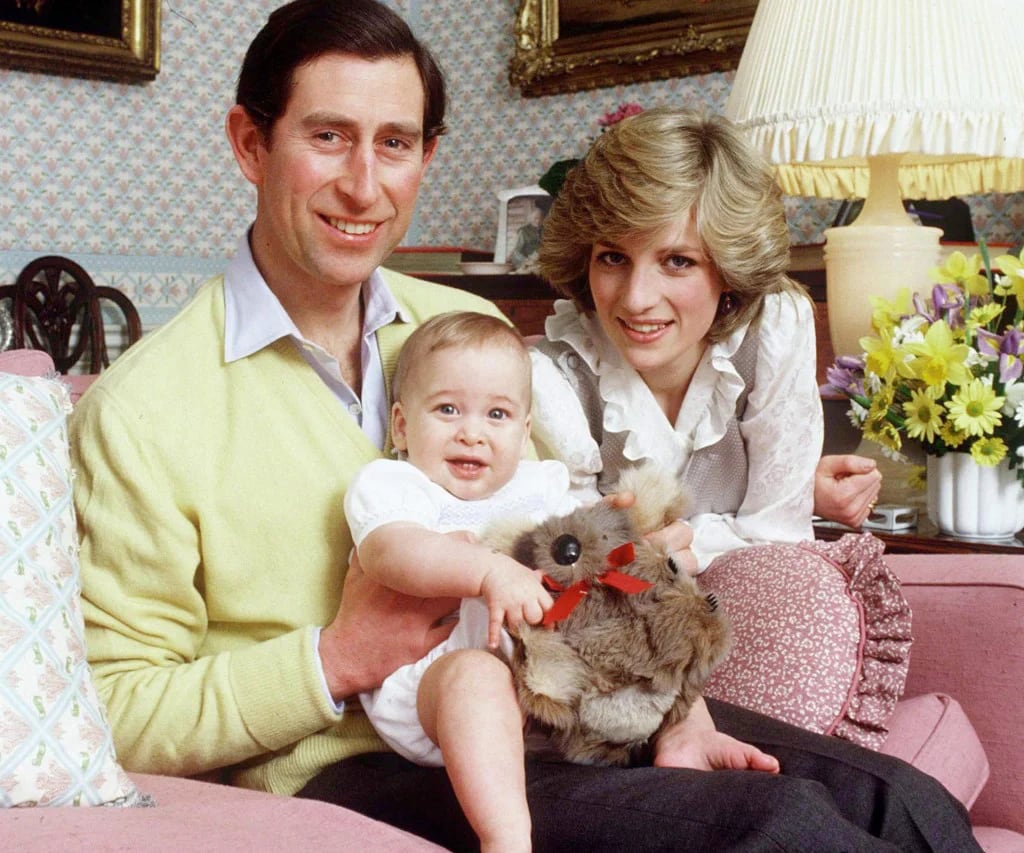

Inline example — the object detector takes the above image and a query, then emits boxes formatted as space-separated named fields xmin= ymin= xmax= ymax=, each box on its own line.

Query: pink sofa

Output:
xmin=1 ymin=772 xmax=445 ymax=851
xmin=883 ymin=554 xmax=1024 ymax=851
xmin=3 ymin=554 xmax=1020 ymax=851
xmin=2 ymin=349 xmax=1022 ymax=850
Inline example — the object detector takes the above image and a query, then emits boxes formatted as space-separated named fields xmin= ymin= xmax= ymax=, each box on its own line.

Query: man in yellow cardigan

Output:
xmin=69 ymin=1 xmax=979 ymax=851
xmin=70 ymin=0 xmax=497 ymax=804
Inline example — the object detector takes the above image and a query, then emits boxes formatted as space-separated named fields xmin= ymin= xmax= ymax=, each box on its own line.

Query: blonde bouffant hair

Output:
xmin=538 ymin=107 xmax=805 ymax=341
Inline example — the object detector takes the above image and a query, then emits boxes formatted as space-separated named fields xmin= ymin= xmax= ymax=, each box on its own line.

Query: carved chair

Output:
xmin=0 ymin=255 xmax=142 ymax=373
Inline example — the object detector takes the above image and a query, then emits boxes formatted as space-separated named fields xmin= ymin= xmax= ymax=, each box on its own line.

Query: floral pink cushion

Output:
xmin=697 ymin=533 xmax=912 ymax=750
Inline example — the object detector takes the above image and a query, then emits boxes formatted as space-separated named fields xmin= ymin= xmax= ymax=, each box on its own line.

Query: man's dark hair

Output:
xmin=236 ymin=0 xmax=447 ymax=143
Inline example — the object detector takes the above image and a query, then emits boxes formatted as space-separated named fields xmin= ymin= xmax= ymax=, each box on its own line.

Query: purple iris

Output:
xmin=977 ymin=327 xmax=1024 ymax=383
xmin=915 ymin=285 xmax=963 ymax=328
xmin=822 ymin=355 xmax=866 ymax=396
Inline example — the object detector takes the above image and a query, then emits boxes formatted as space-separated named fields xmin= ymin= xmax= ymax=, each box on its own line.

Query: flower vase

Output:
xmin=926 ymin=452 xmax=1024 ymax=539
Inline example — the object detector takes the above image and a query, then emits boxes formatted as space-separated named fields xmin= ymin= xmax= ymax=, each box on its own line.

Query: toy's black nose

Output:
xmin=552 ymin=534 xmax=581 ymax=565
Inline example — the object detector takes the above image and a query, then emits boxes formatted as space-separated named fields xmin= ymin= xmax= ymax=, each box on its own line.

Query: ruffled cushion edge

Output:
xmin=803 ymin=534 xmax=913 ymax=749
xmin=699 ymin=533 xmax=912 ymax=751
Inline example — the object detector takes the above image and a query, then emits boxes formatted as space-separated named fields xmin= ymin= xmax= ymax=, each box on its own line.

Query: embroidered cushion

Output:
xmin=0 ymin=369 xmax=148 ymax=807
xmin=698 ymin=533 xmax=912 ymax=750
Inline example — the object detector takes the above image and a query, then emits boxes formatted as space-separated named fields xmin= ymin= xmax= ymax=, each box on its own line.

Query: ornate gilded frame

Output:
xmin=511 ymin=0 xmax=756 ymax=97
xmin=0 ymin=0 xmax=160 ymax=82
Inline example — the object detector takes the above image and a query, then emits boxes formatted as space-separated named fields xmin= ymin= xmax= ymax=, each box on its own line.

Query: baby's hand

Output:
xmin=480 ymin=556 xmax=553 ymax=648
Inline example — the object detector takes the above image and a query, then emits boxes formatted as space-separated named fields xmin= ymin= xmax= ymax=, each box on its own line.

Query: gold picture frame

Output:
xmin=0 ymin=0 xmax=160 ymax=82
xmin=511 ymin=0 xmax=757 ymax=97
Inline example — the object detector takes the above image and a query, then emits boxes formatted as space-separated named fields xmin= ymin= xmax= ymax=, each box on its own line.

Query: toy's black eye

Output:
xmin=667 ymin=556 xmax=679 ymax=575
xmin=552 ymin=534 xmax=581 ymax=565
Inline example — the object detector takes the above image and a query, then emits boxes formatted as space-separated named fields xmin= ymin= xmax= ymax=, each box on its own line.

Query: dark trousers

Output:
xmin=297 ymin=699 xmax=979 ymax=852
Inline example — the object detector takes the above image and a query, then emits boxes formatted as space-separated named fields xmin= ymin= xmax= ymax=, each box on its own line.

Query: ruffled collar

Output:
xmin=544 ymin=299 xmax=752 ymax=470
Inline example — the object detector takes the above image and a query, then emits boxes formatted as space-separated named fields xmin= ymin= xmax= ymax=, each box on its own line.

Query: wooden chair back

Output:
xmin=0 ymin=255 xmax=142 ymax=373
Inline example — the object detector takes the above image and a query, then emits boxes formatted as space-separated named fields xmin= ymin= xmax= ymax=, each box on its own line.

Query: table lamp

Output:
xmin=724 ymin=0 xmax=1024 ymax=357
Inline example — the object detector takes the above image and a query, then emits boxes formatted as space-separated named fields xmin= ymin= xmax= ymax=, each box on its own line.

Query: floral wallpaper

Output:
xmin=1 ymin=0 xmax=1022 ymax=330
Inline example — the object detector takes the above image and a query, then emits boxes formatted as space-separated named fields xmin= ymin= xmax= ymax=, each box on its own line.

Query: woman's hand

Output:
xmin=814 ymin=454 xmax=882 ymax=528
xmin=604 ymin=490 xmax=698 ymax=576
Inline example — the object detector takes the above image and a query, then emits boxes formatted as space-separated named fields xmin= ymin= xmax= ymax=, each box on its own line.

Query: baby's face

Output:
xmin=391 ymin=343 xmax=531 ymax=500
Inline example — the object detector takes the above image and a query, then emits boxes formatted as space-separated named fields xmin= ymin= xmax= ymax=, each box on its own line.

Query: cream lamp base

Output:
xmin=823 ymin=223 xmax=942 ymax=358
xmin=821 ymin=153 xmax=943 ymax=358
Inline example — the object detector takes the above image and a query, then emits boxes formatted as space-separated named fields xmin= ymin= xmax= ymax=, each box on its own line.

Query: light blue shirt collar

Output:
xmin=222 ymin=231 xmax=410 ymax=447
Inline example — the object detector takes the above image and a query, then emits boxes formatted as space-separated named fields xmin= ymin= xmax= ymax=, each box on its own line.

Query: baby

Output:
xmin=345 ymin=311 xmax=577 ymax=852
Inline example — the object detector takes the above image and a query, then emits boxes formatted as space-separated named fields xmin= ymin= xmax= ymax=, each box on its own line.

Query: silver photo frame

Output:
xmin=494 ymin=185 xmax=552 ymax=267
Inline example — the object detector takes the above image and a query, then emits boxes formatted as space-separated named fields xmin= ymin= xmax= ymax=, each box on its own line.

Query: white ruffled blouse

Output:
xmin=530 ymin=294 xmax=823 ymax=570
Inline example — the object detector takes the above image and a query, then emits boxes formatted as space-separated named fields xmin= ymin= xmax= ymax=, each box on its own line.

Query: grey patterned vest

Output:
xmin=533 ymin=327 xmax=759 ymax=515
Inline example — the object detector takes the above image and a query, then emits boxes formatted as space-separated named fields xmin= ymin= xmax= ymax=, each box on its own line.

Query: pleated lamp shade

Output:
xmin=725 ymin=0 xmax=1024 ymax=356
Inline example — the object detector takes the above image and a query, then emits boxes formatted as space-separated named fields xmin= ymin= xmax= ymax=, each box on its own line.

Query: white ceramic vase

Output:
xmin=926 ymin=452 xmax=1024 ymax=539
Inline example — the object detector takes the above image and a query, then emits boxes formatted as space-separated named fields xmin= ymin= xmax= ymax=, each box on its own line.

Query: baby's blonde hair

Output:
xmin=391 ymin=311 xmax=532 ymax=404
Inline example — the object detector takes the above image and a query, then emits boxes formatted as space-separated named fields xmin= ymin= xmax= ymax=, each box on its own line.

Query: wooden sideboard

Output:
xmin=814 ymin=518 xmax=1024 ymax=555
xmin=416 ymin=272 xmax=560 ymax=338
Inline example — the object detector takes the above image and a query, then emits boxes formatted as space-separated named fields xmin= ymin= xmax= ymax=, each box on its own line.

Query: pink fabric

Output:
xmin=64 ymin=373 xmax=98 ymax=403
xmin=972 ymin=827 xmax=1024 ymax=853
xmin=885 ymin=554 xmax=1024 ymax=836
xmin=881 ymin=693 xmax=989 ymax=808
xmin=0 ymin=348 xmax=99 ymax=402
xmin=698 ymin=533 xmax=912 ymax=749
xmin=0 ymin=773 xmax=445 ymax=852
xmin=0 ymin=349 xmax=54 ymax=376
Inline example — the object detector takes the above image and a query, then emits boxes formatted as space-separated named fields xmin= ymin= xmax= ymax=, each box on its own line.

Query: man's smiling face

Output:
xmin=243 ymin=52 xmax=436 ymax=297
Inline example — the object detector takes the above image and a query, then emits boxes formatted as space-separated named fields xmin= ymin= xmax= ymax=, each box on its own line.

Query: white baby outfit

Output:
xmin=346 ymin=457 xmax=578 ymax=766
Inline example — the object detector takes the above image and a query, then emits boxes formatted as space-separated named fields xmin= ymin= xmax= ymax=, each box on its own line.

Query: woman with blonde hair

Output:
xmin=527 ymin=107 xmax=974 ymax=850
xmin=534 ymin=108 xmax=819 ymax=567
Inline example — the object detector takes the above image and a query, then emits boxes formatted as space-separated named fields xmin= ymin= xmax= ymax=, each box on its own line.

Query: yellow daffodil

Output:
xmin=946 ymin=378 xmax=1005 ymax=437
xmin=904 ymin=320 xmax=972 ymax=387
xmin=970 ymin=436 xmax=1008 ymax=466
xmin=931 ymin=251 xmax=990 ymax=297
xmin=995 ymin=251 xmax=1024 ymax=304
xmin=860 ymin=333 xmax=905 ymax=382
xmin=907 ymin=465 xmax=927 ymax=491
xmin=869 ymin=290 xmax=913 ymax=336
xmin=902 ymin=388 xmax=945 ymax=443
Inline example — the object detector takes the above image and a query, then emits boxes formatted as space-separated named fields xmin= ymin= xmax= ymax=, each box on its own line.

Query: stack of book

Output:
xmin=383 ymin=246 xmax=491 ymax=275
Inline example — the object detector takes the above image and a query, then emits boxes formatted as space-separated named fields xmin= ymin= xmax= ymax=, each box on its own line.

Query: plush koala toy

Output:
xmin=489 ymin=463 xmax=732 ymax=766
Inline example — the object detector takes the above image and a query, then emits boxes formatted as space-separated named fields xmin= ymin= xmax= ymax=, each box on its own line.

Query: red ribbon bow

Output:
xmin=541 ymin=542 xmax=653 ymax=626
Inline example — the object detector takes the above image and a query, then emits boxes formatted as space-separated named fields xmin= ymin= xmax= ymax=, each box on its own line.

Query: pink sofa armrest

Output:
xmin=64 ymin=372 xmax=99 ymax=403
xmin=0 ymin=348 xmax=98 ymax=403
xmin=884 ymin=554 xmax=1024 ymax=833
xmin=0 ymin=773 xmax=444 ymax=852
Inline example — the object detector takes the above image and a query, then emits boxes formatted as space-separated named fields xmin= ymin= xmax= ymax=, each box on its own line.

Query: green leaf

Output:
xmin=538 ymin=158 xmax=579 ymax=199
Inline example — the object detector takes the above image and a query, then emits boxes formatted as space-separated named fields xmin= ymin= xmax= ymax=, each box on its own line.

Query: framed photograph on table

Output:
xmin=0 ymin=0 xmax=160 ymax=82
xmin=494 ymin=186 xmax=552 ymax=269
